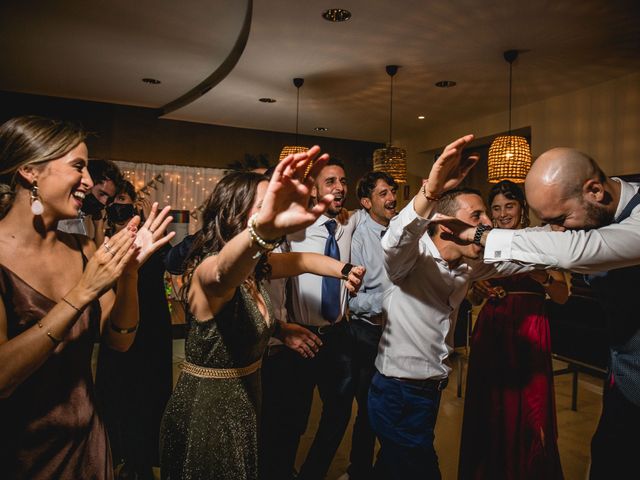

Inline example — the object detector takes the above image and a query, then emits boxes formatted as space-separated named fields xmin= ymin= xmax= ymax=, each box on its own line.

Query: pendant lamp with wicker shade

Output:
xmin=279 ymin=77 xmax=307 ymax=161
xmin=372 ymin=65 xmax=407 ymax=184
xmin=487 ymin=50 xmax=532 ymax=183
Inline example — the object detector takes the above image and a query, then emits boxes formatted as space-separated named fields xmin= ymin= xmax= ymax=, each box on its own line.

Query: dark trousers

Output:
xmin=368 ymin=371 xmax=444 ymax=480
xmin=590 ymin=382 xmax=640 ymax=479
xmin=348 ymin=319 xmax=383 ymax=480
xmin=259 ymin=346 xmax=300 ymax=480
xmin=292 ymin=322 xmax=355 ymax=480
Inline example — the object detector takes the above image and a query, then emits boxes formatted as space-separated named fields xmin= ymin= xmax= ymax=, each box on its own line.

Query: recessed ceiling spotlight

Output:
xmin=418 ymin=115 xmax=425 ymax=120
xmin=322 ymin=8 xmax=351 ymax=22
xmin=259 ymin=97 xmax=277 ymax=103
xmin=314 ymin=127 xmax=328 ymax=132
xmin=142 ymin=78 xmax=161 ymax=85
xmin=435 ymin=80 xmax=456 ymax=88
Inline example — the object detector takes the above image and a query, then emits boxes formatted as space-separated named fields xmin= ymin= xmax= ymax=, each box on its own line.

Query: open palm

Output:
xmin=255 ymin=146 xmax=333 ymax=239
xmin=126 ymin=203 xmax=176 ymax=271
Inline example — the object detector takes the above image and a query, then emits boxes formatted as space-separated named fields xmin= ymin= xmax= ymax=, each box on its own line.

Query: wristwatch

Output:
xmin=341 ymin=263 xmax=353 ymax=280
xmin=473 ymin=224 xmax=492 ymax=246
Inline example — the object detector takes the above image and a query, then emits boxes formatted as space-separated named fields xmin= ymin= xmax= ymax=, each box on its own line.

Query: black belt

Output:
xmin=299 ymin=319 xmax=347 ymax=336
xmin=385 ymin=373 xmax=449 ymax=391
xmin=264 ymin=343 xmax=286 ymax=358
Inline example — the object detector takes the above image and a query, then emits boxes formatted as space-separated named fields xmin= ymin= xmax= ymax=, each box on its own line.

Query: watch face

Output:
xmin=341 ymin=263 xmax=353 ymax=277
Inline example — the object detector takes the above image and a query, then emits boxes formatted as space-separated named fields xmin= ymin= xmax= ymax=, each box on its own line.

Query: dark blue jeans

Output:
xmin=368 ymin=371 xmax=444 ymax=480
xmin=348 ymin=319 xmax=383 ymax=480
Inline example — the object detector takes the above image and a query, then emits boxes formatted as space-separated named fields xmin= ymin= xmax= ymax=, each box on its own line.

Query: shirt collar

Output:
xmin=612 ymin=177 xmax=638 ymax=220
xmin=363 ymin=212 xmax=388 ymax=234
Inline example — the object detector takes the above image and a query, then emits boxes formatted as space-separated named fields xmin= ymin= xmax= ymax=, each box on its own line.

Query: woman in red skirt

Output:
xmin=458 ymin=180 xmax=569 ymax=480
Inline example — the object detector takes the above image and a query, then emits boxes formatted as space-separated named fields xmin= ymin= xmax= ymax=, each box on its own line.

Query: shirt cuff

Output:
xmin=483 ymin=228 xmax=515 ymax=262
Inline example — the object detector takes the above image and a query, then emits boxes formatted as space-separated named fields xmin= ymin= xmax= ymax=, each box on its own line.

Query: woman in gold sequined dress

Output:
xmin=160 ymin=148 xmax=364 ymax=480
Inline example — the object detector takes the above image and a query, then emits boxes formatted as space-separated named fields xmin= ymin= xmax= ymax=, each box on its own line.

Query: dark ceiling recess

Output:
xmin=322 ymin=8 xmax=351 ymax=22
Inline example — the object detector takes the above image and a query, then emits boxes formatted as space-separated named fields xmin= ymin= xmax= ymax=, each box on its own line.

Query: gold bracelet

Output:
xmin=61 ymin=297 xmax=82 ymax=314
xmin=37 ymin=320 xmax=63 ymax=346
xmin=421 ymin=184 xmax=441 ymax=202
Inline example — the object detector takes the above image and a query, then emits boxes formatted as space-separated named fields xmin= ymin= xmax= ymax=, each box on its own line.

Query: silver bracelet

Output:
xmin=247 ymin=213 xmax=283 ymax=252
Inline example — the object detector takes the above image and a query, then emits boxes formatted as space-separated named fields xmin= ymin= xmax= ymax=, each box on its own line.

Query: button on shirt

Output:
xmin=349 ymin=212 xmax=393 ymax=324
xmin=484 ymin=179 xmax=640 ymax=273
xmin=378 ymin=199 xmax=528 ymax=380
xmin=286 ymin=211 xmax=361 ymax=326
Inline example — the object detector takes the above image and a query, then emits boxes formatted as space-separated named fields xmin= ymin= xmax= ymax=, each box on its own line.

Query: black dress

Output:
xmin=95 ymin=246 xmax=173 ymax=478
xmin=160 ymin=283 xmax=274 ymax=480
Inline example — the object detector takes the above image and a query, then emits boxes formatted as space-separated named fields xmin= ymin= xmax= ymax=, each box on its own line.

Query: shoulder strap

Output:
xmin=615 ymin=188 xmax=640 ymax=223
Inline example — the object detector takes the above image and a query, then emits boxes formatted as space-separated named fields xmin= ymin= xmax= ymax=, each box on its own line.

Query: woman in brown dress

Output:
xmin=0 ymin=115 xmax=173 ymax=479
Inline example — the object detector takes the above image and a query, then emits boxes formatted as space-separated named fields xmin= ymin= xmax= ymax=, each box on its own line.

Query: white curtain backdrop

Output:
xmin=114 ymin=161 xmax=228 ymax=235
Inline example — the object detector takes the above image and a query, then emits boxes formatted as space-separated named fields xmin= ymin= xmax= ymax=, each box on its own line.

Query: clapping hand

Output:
xmin=253 ymin=146 xmax=332 ymax=239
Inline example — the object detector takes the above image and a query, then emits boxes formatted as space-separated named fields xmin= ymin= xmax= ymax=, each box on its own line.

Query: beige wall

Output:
xmin=399 ymin=72 xmax=640 ymax=198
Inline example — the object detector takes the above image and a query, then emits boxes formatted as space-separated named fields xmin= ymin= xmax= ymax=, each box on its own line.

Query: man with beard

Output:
xmin=285 ymin=158 xmax=361 ymax=480
xmin=58 ymin=159 xmax=122 ymax=243
xmin=432 ymin=147 xmax=640 ymax=479
xmin=344 ymin=171 xmax=397 ymax=480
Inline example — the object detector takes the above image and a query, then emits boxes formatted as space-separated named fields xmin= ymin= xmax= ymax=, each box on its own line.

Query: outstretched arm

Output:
xmin=194 ymin=147 xmax=334 ymax=316
xmin=269 ymin=252 xmax=364 ymax=294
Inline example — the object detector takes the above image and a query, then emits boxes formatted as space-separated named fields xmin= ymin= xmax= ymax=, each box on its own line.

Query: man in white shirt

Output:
xmin=369 ymin=135 xmax=528 ymax=479
xmin=285 ymin=158 xmax=360 ymax=480
xmin=433 ymin=147 xmax=640 ymax=479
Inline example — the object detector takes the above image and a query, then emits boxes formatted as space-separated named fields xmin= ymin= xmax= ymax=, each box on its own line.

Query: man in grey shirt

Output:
xmin=347 ymin=171 xmax=397 ymax=480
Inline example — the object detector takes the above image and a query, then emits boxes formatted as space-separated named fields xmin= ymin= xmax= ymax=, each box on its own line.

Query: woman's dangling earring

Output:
xmin=30 ymin=182 xmax=44 ymax=215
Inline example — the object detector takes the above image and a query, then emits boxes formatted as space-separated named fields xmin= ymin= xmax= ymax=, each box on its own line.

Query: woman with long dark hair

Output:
xmin=458 ymin=180 xmax=569 ymax=479
xmin=0 ymin=115 xmax=173 ymax=479
xmin=160 ymin=149 xmax=364 ymax=480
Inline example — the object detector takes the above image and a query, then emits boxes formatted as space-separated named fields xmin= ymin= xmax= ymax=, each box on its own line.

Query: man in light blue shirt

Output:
xmin=347 ymin=171 xmax=398 ymax=480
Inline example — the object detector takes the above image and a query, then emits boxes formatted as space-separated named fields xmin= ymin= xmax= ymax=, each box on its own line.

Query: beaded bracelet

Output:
xmin=248 ymin=213 xmax=284 ymax=252
xmin=421 ymin=184 xmax=441 ymax=202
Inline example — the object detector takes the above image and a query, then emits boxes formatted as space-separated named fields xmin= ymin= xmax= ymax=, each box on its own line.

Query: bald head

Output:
xmin=524 ymin=148 xmax=614 ymax=230
xmin=525 ymin=148 xmax=605 ymax=201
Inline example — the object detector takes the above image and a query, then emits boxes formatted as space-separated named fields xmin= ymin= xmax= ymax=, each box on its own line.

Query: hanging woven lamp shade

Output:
xmin=488 ymin=50 xmax=532 ymax=183
xmin=278 ymin=145 xmax=307 ymax=161
xmin=372 ymin=65 xmax=407 ymax=184
xmin=373 ymin=146 xmax=407 ymax=184
xmin=487 ymin=135 xmax=532 ymax=183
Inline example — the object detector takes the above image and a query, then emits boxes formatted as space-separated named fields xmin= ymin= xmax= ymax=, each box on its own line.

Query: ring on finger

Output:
xmin=104 ymin=243 xmax=113 ymax=253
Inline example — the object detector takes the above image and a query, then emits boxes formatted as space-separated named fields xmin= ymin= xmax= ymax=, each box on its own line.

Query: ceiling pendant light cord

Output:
xmin=389 ymin=73 xmax=394 ymax=146
xmin=295 ymin=85 xmax=300 ymax=145
xmin=508 ymin=58 xmax=513 ymax=136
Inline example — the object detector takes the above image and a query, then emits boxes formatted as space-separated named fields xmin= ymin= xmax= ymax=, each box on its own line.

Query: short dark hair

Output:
xmin=325 ymin=157 xmax=345 ymax=171
xmin=428 ymin=187 xmax=483 ymax=236
xmin=118 ymin=180 xmax=137 ymax=203
xmin=88 ymin=159 xmax=123 ymax=187
xmin=356 ymin=171 xmax=398 ymax=200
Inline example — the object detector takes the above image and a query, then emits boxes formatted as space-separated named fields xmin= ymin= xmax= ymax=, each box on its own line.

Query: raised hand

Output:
xmin=126 ymin=202 xmax=176 ymax=270
xmin=423 ymin=134 xmax=479 ymax=198
xmin=254 ymin=146 xmax=332 ymax=239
